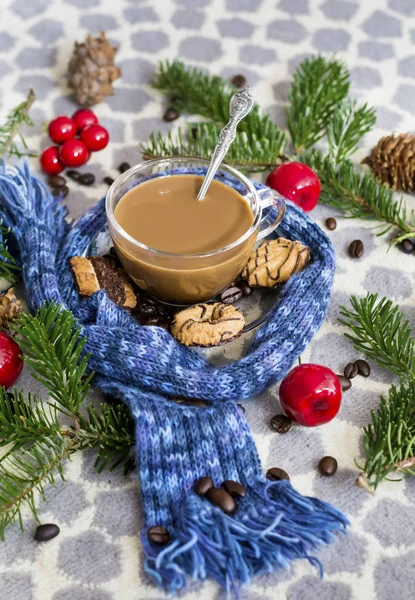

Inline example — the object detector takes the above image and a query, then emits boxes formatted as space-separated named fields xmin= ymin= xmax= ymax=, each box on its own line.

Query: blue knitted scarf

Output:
xmin=0 ymin=162 xmax=347 ymax=597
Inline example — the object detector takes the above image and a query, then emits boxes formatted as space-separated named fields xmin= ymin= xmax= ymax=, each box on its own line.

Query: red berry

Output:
xmin=266 ymin=162 xmax=321 ymax=212
xmin=71 ymin=108 xmax=98 ymax=132
xmin=80 ymin=124 xmax=109 ymax=152
xmin=48 ymin=116 xmax=76 ymax=144
xmin=0 ymin=332 xmax=23 ymax=389
xmin=40 ymin=146 xmax=65 ymax=175
xmin=59 ymin=139 xmax=89 ymax=167
xmin=279 ymin=364 xmax=342 ymax=427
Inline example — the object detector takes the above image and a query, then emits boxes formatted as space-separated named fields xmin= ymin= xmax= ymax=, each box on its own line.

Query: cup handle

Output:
xmin=256 ymin=188 xmax=286 ymax=241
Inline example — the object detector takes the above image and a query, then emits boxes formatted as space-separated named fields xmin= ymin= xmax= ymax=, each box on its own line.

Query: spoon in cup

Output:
xmin=196 ymin=87 xmax=254 ymax=201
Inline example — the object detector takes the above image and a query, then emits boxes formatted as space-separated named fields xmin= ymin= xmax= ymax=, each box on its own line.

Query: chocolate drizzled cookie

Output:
xmin=171 ymin=302 xmax=245 ymax=346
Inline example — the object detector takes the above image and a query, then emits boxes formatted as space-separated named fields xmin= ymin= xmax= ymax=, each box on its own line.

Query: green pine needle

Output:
xmin=326 ymin=99 xmax=377 ymax=164
xmin=142 ymin=124 xmax=286 ymax=171
xmin=340 ymin=293 xmax=415 ymax=490
xmin=300 ymin=149 xmax=415 ymax=238
xmin=0 ymin=225 xmax=20 ymax=285
xmin=286 ymin=56 xmax=350 ymax=153
xmin=0 ymin=89 xmax=36 ymax=160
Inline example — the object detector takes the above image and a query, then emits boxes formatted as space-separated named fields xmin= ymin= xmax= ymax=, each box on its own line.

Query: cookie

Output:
xmin=70 ymin=256 xmax=137 ymax=309
xmin=241 ymin=238 xmax=310 ymax=288
xmin=171 ymin=302 xmax=245 ymax=347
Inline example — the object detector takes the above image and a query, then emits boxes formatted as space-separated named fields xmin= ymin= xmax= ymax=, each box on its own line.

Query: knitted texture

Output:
xmin=0 ymin=162 xmax=347 ymax=597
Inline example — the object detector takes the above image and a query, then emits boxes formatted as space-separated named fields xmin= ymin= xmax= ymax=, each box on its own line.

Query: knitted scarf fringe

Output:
xmin=142 ymin=481 xmax=348 ymax=597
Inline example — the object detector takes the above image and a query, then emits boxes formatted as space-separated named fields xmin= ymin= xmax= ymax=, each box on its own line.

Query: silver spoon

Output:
xmin=197 ymin=87 xmax=254 ymax=201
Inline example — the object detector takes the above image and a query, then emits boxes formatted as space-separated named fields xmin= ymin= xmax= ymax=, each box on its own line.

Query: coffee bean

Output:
xmin=34 ymin=523 xmax=60 ymax=542
xmin=237 ymin=280 xmax=253 ymax=296
xmin=318 ymin=456 xmax=338 ymax=477
xmin=337 ymin=375 xmax=351 ymax=391
xmin=344 ymin=362 xmax=358 ymax=380
xmin=348 ymin=239 xmax=364 ymax=258
xmin=399 ymin=239 xmax=415 ymax=254
xmin=163 ymin=108 xmax=180 ymax=122
xmin=79 ymin=173 xmax=95 ymax=186
xmin=220 ymin=285 xmax=243 ymax=304
xmin=51 ymin=185 xmax=69 ymax=198
xmin=222 ymin=480 xmax=246 ymax=498
xmin=139 ymin=303 xmax=158 ymax=317
xmin=231 ymin=74 xmax=247 ymax=88
xmin=206 ymin=487 xmax=236 ymax=514
xmin=47 ymin=175 xmax=66 ymax=188
xmin=66 ymin=170 xmax=82 ymax=181
xmin=355 ymin=359 xmax=370 ymax=377
xmin=104 ymin=176 xmax=115 ymax=186
xmin=325 ymin=217 xmax=337 ymax=231
xmin=194 ymin=476 xmax=214 ymax=496
xmin=118 ymin=162 xmax=131 ymax=174
xmin=266 ymin=467 xmax=290 ymax=482
xmin=270 ymin=413 xmax=292 ymax=434
xmin=147 ymin=525 xmax=170 ymax=545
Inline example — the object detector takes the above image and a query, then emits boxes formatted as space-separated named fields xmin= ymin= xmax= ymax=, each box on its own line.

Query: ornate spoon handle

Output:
xmin=197 ymin=87 xmax=254 ymax=201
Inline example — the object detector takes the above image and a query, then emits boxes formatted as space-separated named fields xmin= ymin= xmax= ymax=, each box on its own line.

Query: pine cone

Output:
xmin=362 ymin=134 xmax=415 ymax=192
xmin=67 ymin=31 xmax=121 ymax=107
xmin=0 ymin=288 xmax=22 ymax=327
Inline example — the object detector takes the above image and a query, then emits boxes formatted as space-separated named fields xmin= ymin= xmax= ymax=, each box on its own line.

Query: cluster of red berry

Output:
xmin=40 ymin=109 xmax=109 ymax=175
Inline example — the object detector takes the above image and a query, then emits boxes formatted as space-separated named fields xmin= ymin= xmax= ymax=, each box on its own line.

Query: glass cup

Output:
xmin=106 ymin=157 xmax=286 ymax=305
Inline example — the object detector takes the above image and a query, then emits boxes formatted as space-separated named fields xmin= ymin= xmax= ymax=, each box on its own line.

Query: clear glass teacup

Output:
xmin=106 ymin=157 xmax=286 ymax=305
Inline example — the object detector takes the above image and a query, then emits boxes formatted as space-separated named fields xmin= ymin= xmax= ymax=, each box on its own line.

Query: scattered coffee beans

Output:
xmin=238 ymin=280 xmax=253 ymax=296
xmin=47 ymin=175 xmax=66 ymax=188
xmin=348 ymin=239 xmax=364 ymax=258
xmin=163 ymin=108 xmax=180 ymax=122
xmin=51 ymin=185 xmax=69 ymax=198
xmin=66 ymin=169 xmax=82 ymax=182
xmin=318 ymin=456 xmax=338 ymax=477
xmin=206 ymin=487 xmax=236 ymax=514
xmin=147 ymin=525 xmax=170 ymax=545
xmin=104 ymin=176 xmax=115 ymax=186
xmin=355 ymin=359 xmax=370 ymax=377
xmin=266 ymin=467 xmax=290 ymax=481
xmin=325 ymin=217 xmax=337 ymax=231
xmin=270 ymin=413 xmax=292 ymax=434
xmin=79 ymin=173 xmax=95 ymax=186
xmin=194 ymin=476 xmax=214 ymax=496
xmin=231 ymin=74 xmax=247 ymax=88
xmin=338 ymin=375 xmax=351 ymax=391
xmin=118 ymin=162 xmax=131 ymax=173
xmin=399 ymin=239 xmax=415 ymax=254
xmin=220 ymin=285 xmax=243 ymax=304
xmin=222 ymin=480 xmax=246 ymax=498
xmin=34 ymin=523 xmax=60 ymax=542
xmin=344 ymin=362 xmax=358 ymax=380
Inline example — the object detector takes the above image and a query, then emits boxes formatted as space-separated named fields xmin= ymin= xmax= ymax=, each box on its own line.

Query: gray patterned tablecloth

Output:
xmin=1 ymin=0 xmax=415 ymax=599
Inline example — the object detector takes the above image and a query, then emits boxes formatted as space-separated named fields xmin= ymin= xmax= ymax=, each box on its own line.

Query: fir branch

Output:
xmin=0 ymin=225 xmax=20 ymax=285
xmin=339 ymin=294 xmax=415 ymax=380
xmin=0 ymin=436 xmax=74 ymax=539
xmin=0 ymin=89 xmax=36 ymax=160
xmin=12 ymin=303 xmax=94 ymax=417
xmin=286 ymin=56 xmax=350 ymax=153
xmin=300 ymin=149 xmax=415 ymax=237
xmin=147 ymin=60 xmax=286 ymax=168
xmin=141 ymin=124 xmax=286 ymax=171
xmin=326 ymin=99 xmax=376 ymax=164
xmin=357 ymin=382 xmax=415 ymax=491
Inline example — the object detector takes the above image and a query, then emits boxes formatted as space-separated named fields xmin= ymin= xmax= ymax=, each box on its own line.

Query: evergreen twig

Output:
xmin=0 ymin=303 xmax=136 ymax=538
xmin=0 ymin=225 xmax=21 ymax=285
xmin=326 ymin=99 xmax=376 ymax=164
xmin=286 ymin=56 xmax=350 ymax=153
xmin=340 ymin=293 xmax=415 ymax=490
xmin=0 ymin=89 xmax=36 ymax=160
xmin=300 ymin=149 xmax=415 ymax=238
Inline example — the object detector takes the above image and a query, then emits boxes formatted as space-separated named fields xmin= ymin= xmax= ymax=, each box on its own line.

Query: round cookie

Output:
xmin=171 ymin=303 xmax=245 ymax=347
